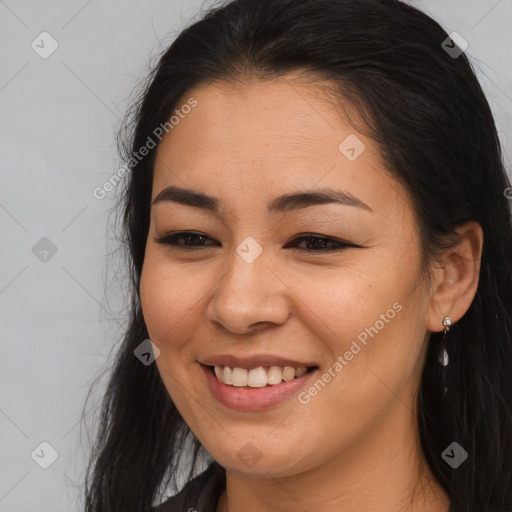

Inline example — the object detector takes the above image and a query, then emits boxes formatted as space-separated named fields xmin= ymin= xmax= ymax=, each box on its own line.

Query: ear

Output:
xmin=426 ymin=221 xmax=484 ymax=332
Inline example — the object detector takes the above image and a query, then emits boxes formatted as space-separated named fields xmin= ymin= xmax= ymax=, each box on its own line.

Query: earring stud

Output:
xmin=442 ymin=316 xmax=452 ymax=331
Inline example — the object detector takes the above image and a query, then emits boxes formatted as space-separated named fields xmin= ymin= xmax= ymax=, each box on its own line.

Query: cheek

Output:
xmin=307 ymin=255 xmax=427 ymax=389
xmin=303 ymin=265 xmax=395 ymax=342
xmin=287 ymin=289 xmax=426 ymax=459
xmin=140 ymin=260 xmax=175 ymax=341
xmin=139 ymin=251 xmax=209 ymax=343
xmin=139 ymin=255 xmax=205 ymax=404
xmin=140 ymin=272 xmax=192 ymax=373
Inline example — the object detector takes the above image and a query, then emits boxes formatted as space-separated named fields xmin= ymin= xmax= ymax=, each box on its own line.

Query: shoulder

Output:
xmin=152 ymin=462 xmax=226 ymax=512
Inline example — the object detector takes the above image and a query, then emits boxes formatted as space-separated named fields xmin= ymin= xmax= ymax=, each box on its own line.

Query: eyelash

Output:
xmin=154 ymin=231 xmax=355 ymax=253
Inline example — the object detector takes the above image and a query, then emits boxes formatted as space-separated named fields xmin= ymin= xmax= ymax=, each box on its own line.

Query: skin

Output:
xmin=139 ymin=72 xmax=483 ymax=512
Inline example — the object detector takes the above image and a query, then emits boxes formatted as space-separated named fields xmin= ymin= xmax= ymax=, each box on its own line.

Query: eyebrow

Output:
xmin=151 ymin=185 xmax=372 ymax=214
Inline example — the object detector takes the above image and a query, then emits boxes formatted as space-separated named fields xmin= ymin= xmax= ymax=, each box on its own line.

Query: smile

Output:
xmin=211 ymin=365 xmax=314 ymax=388
xmin=200 ymin=362 xmax=319 ymax=410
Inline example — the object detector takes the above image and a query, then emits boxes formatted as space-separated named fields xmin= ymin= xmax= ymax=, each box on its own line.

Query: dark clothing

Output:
xmin=152 ymin=462 xmax=226 ymax=512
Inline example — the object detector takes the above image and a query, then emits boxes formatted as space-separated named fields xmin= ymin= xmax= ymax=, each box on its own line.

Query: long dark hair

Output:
xmin=83 ymin=0 xmax=512 ymax=510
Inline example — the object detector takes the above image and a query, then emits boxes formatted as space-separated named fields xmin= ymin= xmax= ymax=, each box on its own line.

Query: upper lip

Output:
xmin=200 ymin=354 xmax=318 ymax=369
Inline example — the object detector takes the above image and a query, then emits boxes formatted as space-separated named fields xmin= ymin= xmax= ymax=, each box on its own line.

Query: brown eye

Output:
xmin=154 ymin=231 xmax=219 ymax=248
xmin=285 ymin=234 xmax=356 ymax=252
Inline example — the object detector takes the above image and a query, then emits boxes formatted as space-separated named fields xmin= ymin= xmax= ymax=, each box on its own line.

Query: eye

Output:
xmin=284 ymin=234 xmax=355 ymax=252
xmin=154 ymin=231 xmax=219 ymax=248
xmin=155 ymin=231 xmax=356 ymax=252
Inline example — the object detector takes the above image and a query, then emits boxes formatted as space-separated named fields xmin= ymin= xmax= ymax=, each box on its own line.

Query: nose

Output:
xmin=206 ymin=250 xmax=290 ymax=335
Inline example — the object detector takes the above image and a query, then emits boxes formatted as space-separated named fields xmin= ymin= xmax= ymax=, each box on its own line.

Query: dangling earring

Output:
xmin=438 ymin=316 xmax=452 ymax=366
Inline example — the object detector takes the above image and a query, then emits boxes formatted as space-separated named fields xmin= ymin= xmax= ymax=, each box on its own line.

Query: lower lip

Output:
xmin=201 ymin=364 xmax=317 ymax=411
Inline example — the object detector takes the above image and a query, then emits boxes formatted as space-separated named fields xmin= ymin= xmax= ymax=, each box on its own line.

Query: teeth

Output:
xmin=267 ymin=366 xmax=283 ymax=385
xmin=247 ymin=367 xmax=268 ymax=388
xmin=223 ymin=366 xmax=233 ymax=385
xmin=212 ymin=364 xmax=310 ymax=387
xmin=295 ymin=367 xmax=307 ymax=377
xmin=282 ymin=366 xmax=296 ymax=381
xmin=231 ymin=367 xmax=248 ymax=387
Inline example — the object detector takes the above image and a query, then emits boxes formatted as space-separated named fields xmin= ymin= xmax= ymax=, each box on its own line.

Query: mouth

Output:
xmin=206 ymin=364 xmax=318 ymax=389
xmin=200 ymin=359 xmax=320 ymax=410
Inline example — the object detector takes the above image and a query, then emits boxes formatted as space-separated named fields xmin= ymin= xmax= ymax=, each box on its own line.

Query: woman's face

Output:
xmin=140 ymin=75 xmax=436 ymax=478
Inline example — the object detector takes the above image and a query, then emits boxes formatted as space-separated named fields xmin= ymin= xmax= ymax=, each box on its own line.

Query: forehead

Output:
xmin=151 ymin=75 xmax=411 ymax=220
xmin=161 ymin=76 xmax=359 ymax=159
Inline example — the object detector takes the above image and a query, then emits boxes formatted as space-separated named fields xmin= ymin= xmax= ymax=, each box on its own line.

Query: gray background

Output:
xmin=0 ymin=0 xmax=511 ymax=510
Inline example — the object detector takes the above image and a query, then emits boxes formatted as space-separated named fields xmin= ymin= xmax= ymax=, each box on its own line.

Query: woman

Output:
xmin=83 ymin=0 xmax=512 ymax=511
